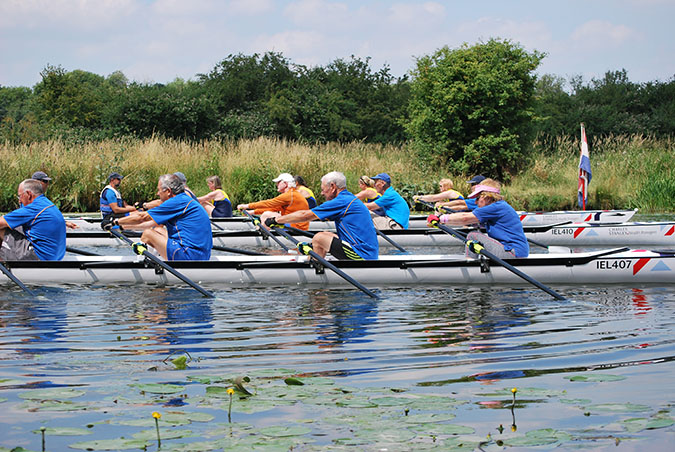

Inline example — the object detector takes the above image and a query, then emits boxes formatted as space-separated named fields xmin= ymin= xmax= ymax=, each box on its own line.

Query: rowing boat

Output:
xmin=1 ymin=249 xmax=672 ymax=288
xmin=64 ymin=208 xmax=638 ymax=231
xmin=64 ymin=221 xmax=675 ymax=248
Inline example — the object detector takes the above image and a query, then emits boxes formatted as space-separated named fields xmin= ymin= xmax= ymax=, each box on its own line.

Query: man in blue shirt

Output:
xmin=103 ymin=174 xmax=212 ymax=261
xmin=0 ymin=179 xmax=66 ymax=260
xmin=266 ymin=171 xmax=378 ymax=260
xmin=100 ymin=172 xmax=137 ymax=220
xmin=365 ymin=173 xmax=410 ymax=229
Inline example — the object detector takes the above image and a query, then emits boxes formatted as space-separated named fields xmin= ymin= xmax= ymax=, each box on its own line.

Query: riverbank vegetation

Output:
xmin=1 ymin=39 xmax=673 ymax=213
xmin=1 ymin=134 xmax=672 ymax=213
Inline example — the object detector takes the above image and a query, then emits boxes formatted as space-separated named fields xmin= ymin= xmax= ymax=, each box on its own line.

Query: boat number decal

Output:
xmin=596 ymin=260 xmax=632 ymax=270
xmin=666 ymin=225 xmax=674 ymax=236
xmin=632 ymin=258 xmax=651 ymax=275
xmin=551 ymin=228 xmax=585 ymax=238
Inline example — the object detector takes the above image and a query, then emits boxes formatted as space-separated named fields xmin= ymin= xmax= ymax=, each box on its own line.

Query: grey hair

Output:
xmin=21 ymin=179 xmax=44 ymax=196
xmin=159 ymin=174 xmax=185 ymax=195
xmin=321 ymin=171 xmax=347 ymax=189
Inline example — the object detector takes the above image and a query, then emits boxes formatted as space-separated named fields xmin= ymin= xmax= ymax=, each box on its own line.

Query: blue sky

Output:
xmin=1 ymin=0 xmax=674 ymax=88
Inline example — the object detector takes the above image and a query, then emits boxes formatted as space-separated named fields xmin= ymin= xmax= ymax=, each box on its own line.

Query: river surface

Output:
xmin=0 ymin=282 xmax=673 ymax=451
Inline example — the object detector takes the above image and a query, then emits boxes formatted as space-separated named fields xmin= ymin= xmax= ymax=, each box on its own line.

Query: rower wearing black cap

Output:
xmin=100 ymin=172 xmax=137 ymax=221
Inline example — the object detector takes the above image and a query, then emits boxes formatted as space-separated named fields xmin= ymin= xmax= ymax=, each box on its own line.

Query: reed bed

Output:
xmin=1 ymin=134 xmax=672 ymax=213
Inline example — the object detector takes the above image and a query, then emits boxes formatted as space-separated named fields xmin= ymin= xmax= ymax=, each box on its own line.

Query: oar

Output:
xmin=417 ymin=199 xmax=456 ymax=214
xmin=109 ymin=229 xmax=214 ymax=298
xmin=239 ymin=210 xmax=291 ymax=252
xmin=210 ymin=219 xmax=225 ymax=231
xmin=0 ymin=261 xmax=37 ymax=296
xmin=375 ymin=229 xmax=408 ymax=252
xmin=427 ymin=218 xmax=566 ymax=300
xmin=212 ymin=244 xmax=266 ymax=256
xmin=66 ymin=246 xmax=101 ymax=256
xmin=270 ymin=226 xmax=379 ymax=299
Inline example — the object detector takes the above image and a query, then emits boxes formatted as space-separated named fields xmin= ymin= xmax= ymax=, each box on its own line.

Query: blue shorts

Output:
xmin=166 ymin=239 xmax=210 ymax=261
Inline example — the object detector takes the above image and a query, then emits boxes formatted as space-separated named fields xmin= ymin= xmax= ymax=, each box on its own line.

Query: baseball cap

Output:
xmin=467 ymin=175 xmax=486 ymax=185
xmin=108 ymin=172 xmax=124 ymax=181
xmin=32 ymin=171 xmax=52 ymax=182
xmin=371 ymin=173 xmax=391 ymax=184
xmin=272 ymin=173 xmax=295 ymax=184
xmin=174 ymin=171 xmax=187 ymax=183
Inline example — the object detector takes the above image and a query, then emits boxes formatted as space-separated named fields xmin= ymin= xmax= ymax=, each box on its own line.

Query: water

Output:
xmin=1 ymin=283 xmax=673 ymax=451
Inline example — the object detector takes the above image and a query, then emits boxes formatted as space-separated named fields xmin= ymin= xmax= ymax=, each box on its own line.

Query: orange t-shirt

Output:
xmin=249 ymin=188 xmax=310 ymax=230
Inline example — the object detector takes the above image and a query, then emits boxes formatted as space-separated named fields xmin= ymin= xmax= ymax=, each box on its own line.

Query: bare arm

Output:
xmin=417 ymin=190 xmax=461 ymax=203
xmin=355 ymin=190 xmax=368 ymax=201
xmin=365 ymin=201 xmax=380 ymax=211
xmin=274 ymin=210 xmax=319 ymax=225
xmin=108 ymin=203 xmax=136 ymax=214
xmin=439 ymin=212 xmax=479 ymax=226
xmin=115 ymin=211 xmax=158 ymax=229
xmin=0 ymin=217 xmax=8 ymax=230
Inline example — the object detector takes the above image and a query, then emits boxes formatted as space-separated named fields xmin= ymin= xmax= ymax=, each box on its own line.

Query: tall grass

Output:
xmin=1 ymin=134 xmax=672 ymax=213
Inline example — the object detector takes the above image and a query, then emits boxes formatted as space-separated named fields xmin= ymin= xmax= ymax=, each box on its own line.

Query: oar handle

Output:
xmin=271 ymin=227 xmax=378 ymax=299
xmin=110 ymin=229 xmax=214 ymax=298
xmin=417 ymin=199 xmax=456 ymax=214
xmin=430 ymin=220 xmax=565 ymax=301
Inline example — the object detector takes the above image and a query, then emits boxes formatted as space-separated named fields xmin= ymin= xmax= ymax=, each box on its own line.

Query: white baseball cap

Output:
xmin=272 ymin=173 xmax=295 ymax=185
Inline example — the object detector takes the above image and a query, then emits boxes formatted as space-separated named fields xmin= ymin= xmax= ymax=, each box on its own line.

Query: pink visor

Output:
xmin=467 ymin=184 xmax=500 ymax=199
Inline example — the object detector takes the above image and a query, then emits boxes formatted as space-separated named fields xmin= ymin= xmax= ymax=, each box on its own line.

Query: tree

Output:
xmin=406 ymin=39 xmax=544 ymax=178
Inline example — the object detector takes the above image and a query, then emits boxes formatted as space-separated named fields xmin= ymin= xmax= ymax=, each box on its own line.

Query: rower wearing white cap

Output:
xmin=427 ymin=178 xmax=529 ymax=258
xmin=237 ymin=173 xmax=310 ymax=230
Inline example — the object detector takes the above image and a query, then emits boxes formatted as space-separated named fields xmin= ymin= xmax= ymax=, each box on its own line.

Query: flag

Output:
xmin=577 ymin=123 xmax=592 ymax=210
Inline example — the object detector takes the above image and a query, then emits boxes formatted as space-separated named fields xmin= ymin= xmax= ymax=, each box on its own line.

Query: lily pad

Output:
xmin=0 ymin=397 xmax=7 ymax=403
xmin=165 ymin=440 xmax=223 ymax=451
xmin=526 ymin=428 xmax=573 ymax=442
xmin=133 ymin=383 xmax=184 ymax=394
xmin=369 ymin=396 xmax=411 ymax=406
xmin=69 ymin=438 xmax=150 ymax=450
xmin=29 ymin=400 xmax=89 ymax=412
xmin=19 ymin=388 xmax=86 ymax=400
xmin=132 ymin=428 xmax=194 ymax=440
xmin=186 ymin=375 xmax=223 ymax=385
xmin=335 ymin=396 xmax=378 ymax=408
xmin=32 ymin=427 xmax=91 ymax=436
xmin=621 ymin=417 xmax=675 ymax=432
xmin=404 ymin=413 xmax=457 ymax=424
xmin=565 ymin=374 xmax=626 ymax=382
xmin=258 ymin=425 xmax=312 ymax=437
xmin=503 ymin=435 xmax=559 ymax=447
xmin=478 ymin=387 xmax=565 ymax=397
xmin=247 ymin=368 xmax=297 ymax=378
xmin=561 ymin=398 xmax=592 ymax=405
xmin=0 ymin=378 xmax=23 ymax=386
xmin=586 ymin=403 xmax=651 ymax=413
xmin=411 ymin=423 xmax=475 ymax=435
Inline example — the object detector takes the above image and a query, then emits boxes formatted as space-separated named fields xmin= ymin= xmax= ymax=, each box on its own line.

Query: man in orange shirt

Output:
xmin=237 ymin=173 xmax=310 ymax=230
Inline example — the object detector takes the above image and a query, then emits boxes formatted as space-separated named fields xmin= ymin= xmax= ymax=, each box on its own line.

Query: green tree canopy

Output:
xmin=406 ymin=39 xmax=544 ymax=178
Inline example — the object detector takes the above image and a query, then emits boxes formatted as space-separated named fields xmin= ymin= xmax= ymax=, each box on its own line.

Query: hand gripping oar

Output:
xmin=239 ymin=210 xmax=291 ymax=252
xmin=269 ymin=226 xmax=378 ymax=299
xmin=427 ymin=218 xmax=566 ymax=300
xmin=0 ymin=261 xmax=37 ymax=296
xmin=109 ymin=229 xmax=214 ymax=298
xmin=417 ymin=199 xmax=457 ymax=214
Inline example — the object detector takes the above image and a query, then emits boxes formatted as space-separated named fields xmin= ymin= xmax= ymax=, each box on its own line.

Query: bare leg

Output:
xmin=202 ymin=203 xmax=215 ymax=216
xmin=141 ymin=227 xmax=169 ymax=259
xmin=312 ymin=231 xmax=338 ymax=258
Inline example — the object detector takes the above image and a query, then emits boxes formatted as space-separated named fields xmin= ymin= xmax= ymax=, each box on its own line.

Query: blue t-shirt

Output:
xmin=148 ymin=193 xmax=212 ymax=257
xmin=374 ymin=187 xmax=410 ymax=229
xmin=311 ymin=190 xmax=379 ymax=260
xmin=472 ymin=200 xmax=529 ymax=257
xmin=4 ymin=195 xmax=66 ymax=260
xmin=465 ymin=198 xmax=478 ymax=211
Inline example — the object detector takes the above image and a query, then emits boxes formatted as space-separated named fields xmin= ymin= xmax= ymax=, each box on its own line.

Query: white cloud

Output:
xmin=571 ymin=20 xmax=639 ymax=47
xmin=388 ymin=1 xmax=445 ymax=26
xmin=228 ymin=0 xmax=274 ymax=15
xmin=284 ymin=0 xmax=350 ymax=26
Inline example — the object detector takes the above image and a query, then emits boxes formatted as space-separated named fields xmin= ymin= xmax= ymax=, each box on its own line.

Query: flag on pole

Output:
xmin=577 ymin=123 xmax=592 ymax=210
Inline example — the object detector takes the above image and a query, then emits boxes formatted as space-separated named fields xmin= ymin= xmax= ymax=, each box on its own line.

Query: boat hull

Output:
xmin=65 ymin=209 xmax=638 ymax=231
xmin=64 ymin=221 xmax=675 ymax=248
xmin=2 ymin=249 xmax=673 ymax=288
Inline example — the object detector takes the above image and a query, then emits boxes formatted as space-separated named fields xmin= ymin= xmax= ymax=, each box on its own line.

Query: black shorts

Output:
xmin=329 ymin=237 xmax=364 ymax=261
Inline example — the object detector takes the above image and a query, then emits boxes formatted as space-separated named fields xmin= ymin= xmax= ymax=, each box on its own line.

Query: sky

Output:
xmin=1 ymin=0 xmax=674 ymax=88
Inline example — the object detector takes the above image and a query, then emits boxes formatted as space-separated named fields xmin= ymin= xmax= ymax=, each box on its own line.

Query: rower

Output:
xmin=31 ymin=171 xmax=78 ymax=229
xmin=140 ymin=171 xmax=199 ymax=210
xmin=436 ymin=174 xmax=485 ymax=212
xmin=414 ymin=178 xmax=464 ymax=206
xmin=237 ymin=173 xmax=310 ymax=230
xmin=294 ymin=175 xmax=318 ymax=208
xmin=365 ymin=173 xmax=410 ymax=230
xmin=355 ymin=175 xmax=381 ymax=203
xmin=197 ymin=175 xmax=233 ymax=217
xmin=0 ymin=179 xmax=66 ymax=261
xmin=428 ymin=178 xmax=529 ymax=258
xmin=102 ymin=174 xmax=212 ymax=261
xmin=266 ymin=171 xmax=378 ymax=260
xmin=100 ymin=172 xmax=137 ymax=221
